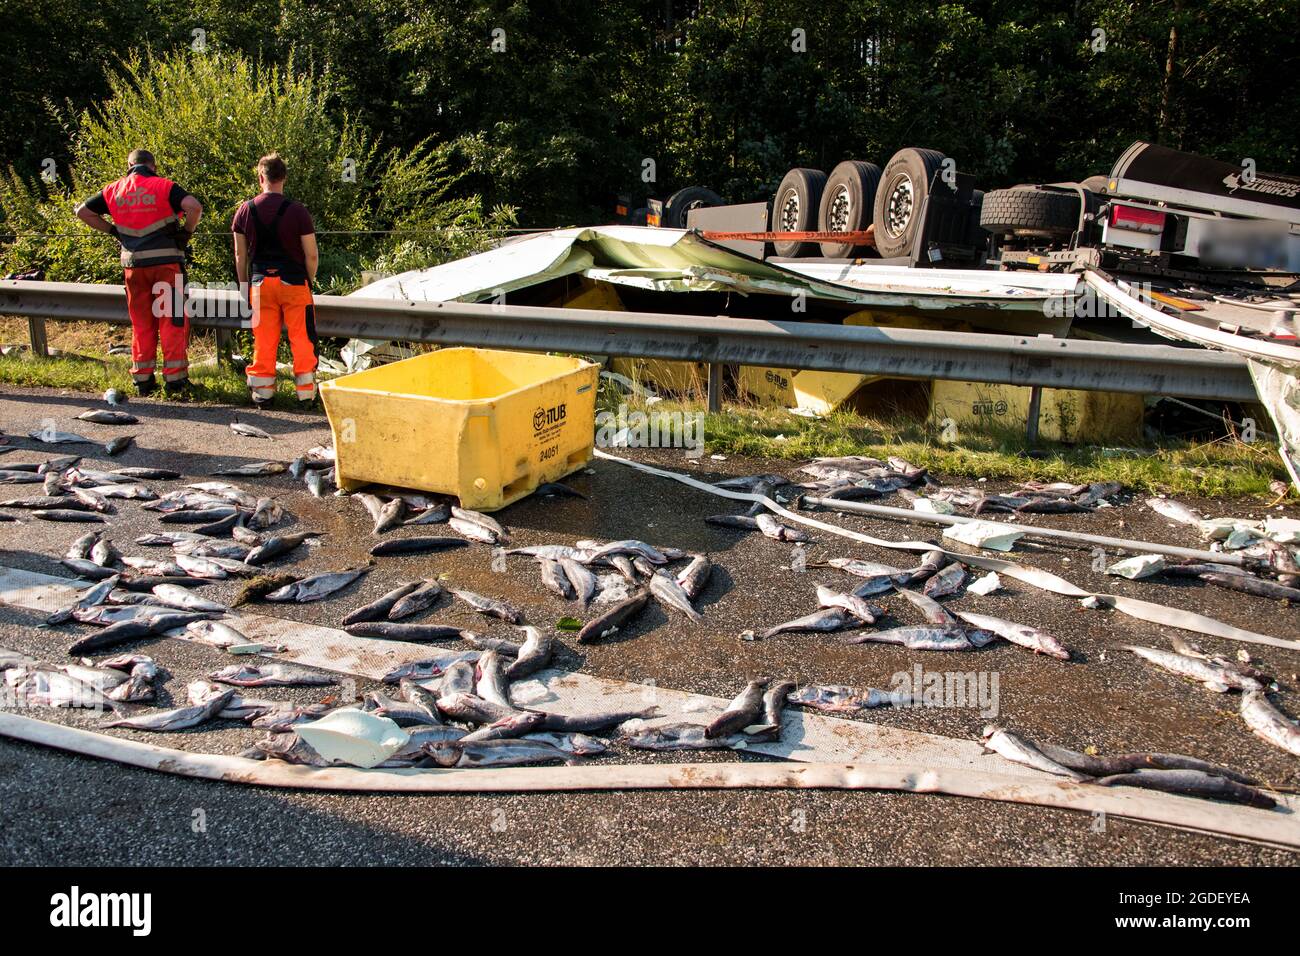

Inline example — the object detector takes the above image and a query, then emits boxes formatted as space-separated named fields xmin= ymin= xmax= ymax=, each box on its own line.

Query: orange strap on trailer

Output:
xmin=699 ymin=228 xmax=876 ymax=245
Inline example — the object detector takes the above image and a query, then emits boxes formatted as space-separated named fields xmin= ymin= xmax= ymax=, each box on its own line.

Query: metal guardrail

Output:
xmin=0 ymin=280 xmax=1257 ymax=408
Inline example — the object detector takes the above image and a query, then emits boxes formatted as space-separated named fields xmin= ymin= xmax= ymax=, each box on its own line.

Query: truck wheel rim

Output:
xmin=827 ymin=186 xmax=852 ymax=232
xmin=885 ymin=175 xmax=914 ymax=238
xmin=778 ymin=188 xmax=801 ymax=231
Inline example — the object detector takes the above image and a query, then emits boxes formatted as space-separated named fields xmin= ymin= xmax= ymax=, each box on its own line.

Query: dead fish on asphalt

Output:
xmin=135 ymin=531 xmax=204 ymax=548
xmin=0 ymin=494 xmax=94 ymax=510
xmin=248 ymin=497 xmax=284 ymax=529
xmin=538 ymin=707 xmax=658 ymax=734
xmin=450 ymin=506 xmax=509 ymax=543
xmin=1240 ymin=691 xmax=1300 ymax=756
xmin=265 ymin=565 xmax=371 ymax=602
xmin=1123 ymin=645 xmax=1262 ymax=693
xmin=1027 ymin=739 xmax=1260 ymax=785
xmin=422 ymin=738 xmax=575 ymax=768
xmin=584 ymin=539 xmax=670 ymax=565
xmin=523 ymin=732 xmax=606 ymax=756
xmin=211 ymin=663 xmax=336 ymax=687
xmin=233 ymin=573 xmax=304 ymax=606
xmin=43 ymin=576 xmax=119 ymax=626
xmin=814 ymin=584 xmax=883 ymax=624
xmin=28 ymin=428 xmax=94 ymax=444
xmin=387 ymin=579 xmax=445 ymax=620
xmin=714 ymin=474 xmax=790 ymax=491
xmin=103 ymin=388 xmax=126 ymax=406
xmin=648 ymin=569 xmax=702 ymax=621
xmin=304 ymin=470 xmax=328 ymax=497
xmin=506 ymin=626 xmax=553 ymax=679
xmin=981 ymin=726 xmax=1090 ymax=781
xmin=748 ymin=679 xmax=795 ymax=740
xmin=77 ymin=409 xmax=138 ymax=425
xmin=539 ymin=559 xmax=576 ymax=600
xmin=90 ymin=537 xmax=122 ymax=568
xmin=403 ymin=504 xmax=451 ymax=526
xmin=435 ymin=690 xmax=527 ymax=726
xmin=160 ymin=506 xmax=238 ymax=524
xmin=185 ymin=619 xmax=254 ymax=650
xmin=38 ymin=455 xmax=82 ymax=474
xmin=371 ymin=497 xmax=406 ymax=534
xmin=150 ymin=583 xmax=227 ymax=612
xmin=618 ymin=722 xmax=740 ymax=751
xmin=7 ymin=667 xmax=124 ymax=712
xmin=68 ymin=611 xmax=210 ymax=655
xmin=451 ymin=588 xmax=524 ymax=624
xmin=787 ymin=684 xmax=913 ymax=713
xmin=246 ymin=531 xmax=320 ymax=565
xmin=104 ymin=436 xmax=134 ymax=456
xmin=847 ymin=625 xmax=973 ymax=651
xmin=577 ymin=589 xmax=650 ymax=643
xmin=230 ymin=422 xmax=274 ymax=439
xmin=341 ymin=581 xmax=421 ymax=626
xmin=369 ymin=536 xmax=468 ymax=557
xmin=102 ymin=689 xmax=237 ymax=732
xmin=923 ymin=562 xmax=967 ymax=598
xmin=705 ymin=514 xmax=760 ymax=531
xmin=210 ymin=461 xmax=287 ymax=477
xmin=755 ymin=513 xmax=813 ymax=542
xmin=0 ymin=471 xmax=46 ymax=485
xmin=474 ymin=649 xmax=514 ymax=708
xmin=559 ymin=557 xmax=597 ymax=605
xmin=92 ymin=483 xmax=154 ymax=500
xmin=32 ymin=509 xmax=105 ymax=523
xmin=535 ymin=481 xmax=586 ymax=499
xmin=345 ymin=622 xmax=470 ymax=643
xmin=1094 ymin=769 xmax=1275 ymax=809
xmin=363 ymin=691 xmax=444 ymax=728
xmin=380 ymin=652 xmax=481 ymax=684
xmin=760 ymin=607 xmax=855 ymax=640
xmin=675 ymin=554 xmax=712 ymax=601
xmin=115 ymin=467 xmax=179 ymax=480
xmin=448 ymin=516 xmax=501 ymax=544
xmin=954 ymin=610 xmax=1070 ymax=660
xmin=61 ymin=558 xmax=119 ymax=580
xmin=1200 ymin=572 xmax=1300 ymax=603
xmin=461 ymin=634 xmax=522 ymax=656
xmin=1015 ymin=497 xmax=1092 ymax=514
xmin=826 ymin=557 xmax=910 ymax=586
xmin=1145 ymin=497 xmax=1203 ymax=526
xmin=706 ymin=678 xmax=771 ymax=739
xmin=893 ymin=587 xmax=957 ymax=625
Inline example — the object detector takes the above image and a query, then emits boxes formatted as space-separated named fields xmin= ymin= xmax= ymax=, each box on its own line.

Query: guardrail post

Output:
xmin=1026 ymin=385 xmax=1043 ymax=445
xmin=215 ymin=328 xmax=233 ymax=369
xmin=27 ymin=316 xmax=49 ymax=359
xmin=707 ymin=363 xmax=722 ymax=413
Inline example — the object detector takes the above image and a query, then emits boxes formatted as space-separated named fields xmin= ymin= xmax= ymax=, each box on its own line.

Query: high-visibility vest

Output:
xmin=101 ymin=168 xmax=184 ymax=268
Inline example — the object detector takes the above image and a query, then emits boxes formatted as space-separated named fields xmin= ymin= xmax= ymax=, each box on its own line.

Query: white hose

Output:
xmin=592 ymin=450 xmax=1299 ymax=651
xmin=1 ymin=712 xmax=1295 ymax=849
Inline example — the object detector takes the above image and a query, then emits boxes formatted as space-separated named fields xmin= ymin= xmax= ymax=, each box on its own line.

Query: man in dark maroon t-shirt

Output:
xmin=232 ymin=153 xmax=320 ymax=405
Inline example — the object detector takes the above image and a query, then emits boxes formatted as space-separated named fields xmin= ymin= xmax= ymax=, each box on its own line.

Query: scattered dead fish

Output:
xmin=760 ymin=607 xmax=854 ymax=640
xmin=894 ymin=587 xmax=957 ymax=625
xmin=186 ymin=619 xmax=253 ymax=650
xmin=264 ymin=565 xmax=371 ymax=602
xmin=676 ymin=554 xmax=712 ymax=601
xmin=451 ymin=589 xmax=524 ymax=624
xmin=1240 ymin=691 xmax=1300 ymax=756
xmin=369 ymin=536 xmax=468 ymax=557
xmin=450 ymin=506 xmax=509 ymax=543
xmin=577 ymin=590 xmax=650 ymax=643
xmin=230 ymin=422 xmax=274 ymax=439
xmin=981 ymin=726 xmax=1090 ymax=781
xmin=705 ymin=514 xmax=759 ymax=531
xmin=210 ymin=663 xmax=336 ymax=687
xmin=233 ymin=573 xmax=300 ymax=606
xmin=33 ymin=509 xmax=104 ymax=523
xmin=104 ymin=436 xmax=135 ymax=456
xmin=28 ymin=428 xmax=94 ymax=444
xmin=814 ymin=584 xmax=882 ymax=624
xmin=1201 ymin=572 xmax=1300 ymax=603
xmin=922 ymin=562 xmax=967 ymax=599
xmin=1124 ymin=645 xmax=1262 ymax=693
xmin=372 ymin=497 xmax=406 ymax=534
xmin=345 ymin=622 xmax=469 ymax=642
xmin=618 ymin=722 xmax=739 ymax=751
xmin=210 ymin=461 xmax=287 ymax=477
xmin=77 ymin=409 xmax=138 ymax=425
xmin=449 ymin=516 xmax=500 ymax=544
xmin=506 ymin=626 xmax=553 ymax=679
xmin=847 ymin=625 xmax=972 ymax=651
xmin=380 ymin=652 xmax=481 ymax=684
xmin=341 ymin=582 xmax=421 ymax=626
xmin=474 ymin=649 xmax=514 ymax=708
xmin=954 ymin=610 xmax=1070 ymax=660
xmin=560 ymin=557 xmax=597 ymax=605
xmin=304 ymin=470 xmax=328 ymax=497
xmin=787 ymin=684 xmax=912 ymax=713
xmin=151 ymin=583 xmax=227 ymax=612
xmin=1094 ymin=769 xmax=1275 ymax=809
xmin=43 ymin=576 xmax=119 ymax=627
xmin=422 ymin=738 xmax=574 ymax=768
xmin=1146 ymin=497 xmax=1203 ymax=525
xmin=648 ymin=569 xmax=702 ymax=621
xmin=755 ymin=514 xmax=813 ymax=542
xmin=538 ymin=707 xmax=657 ymax=734
xmin=535 ymin=482 xmax=586 ymax=499
xmin=539 ymin=559 xmax=576 ymax=600
xmin=103 ymin=689 xmax=237 ymax=732
xmin=67 ymin=611 xmax=209 ymax=655
xmin=706 ymin=679 xmax=770 ymax=739
xmin=246 ymin=531 xmax=320 ymax=566
xmin=114 ymin=467 xmax=179 ymax=479
xmin=388 ymin=580 xmax=445 ymax=620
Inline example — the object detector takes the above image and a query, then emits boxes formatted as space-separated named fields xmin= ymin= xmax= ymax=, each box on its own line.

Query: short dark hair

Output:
xmin=257 ymin=153 xmax=287 ymax=183
xmin=127 ymin=149 xmax=155 ymax=169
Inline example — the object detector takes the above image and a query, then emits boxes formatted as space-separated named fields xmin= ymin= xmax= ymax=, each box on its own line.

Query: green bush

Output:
xmin=0 ymin=47 xmax=514 ymax=290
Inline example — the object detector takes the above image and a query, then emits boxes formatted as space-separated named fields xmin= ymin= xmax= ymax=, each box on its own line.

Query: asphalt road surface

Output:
xmin=1 ymin=385 xmax=1297 ymax=865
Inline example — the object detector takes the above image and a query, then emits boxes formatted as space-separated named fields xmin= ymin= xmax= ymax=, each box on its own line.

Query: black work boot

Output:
xmin=163 ymin=377 xmax=193 ymax=400
xmin=135 ymin=377 xmax=158 ymax=397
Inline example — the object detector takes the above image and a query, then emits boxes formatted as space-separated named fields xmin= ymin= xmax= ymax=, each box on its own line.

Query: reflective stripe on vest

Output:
xmin=103 ymin=169 xmax=184 ymax=268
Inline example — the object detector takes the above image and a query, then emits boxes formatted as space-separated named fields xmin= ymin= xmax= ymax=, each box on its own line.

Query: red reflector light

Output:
xmin=1110 ymin=204 xmax=1166 ymax=233
xmin=646 ymin=214 xmax=660 ymax=227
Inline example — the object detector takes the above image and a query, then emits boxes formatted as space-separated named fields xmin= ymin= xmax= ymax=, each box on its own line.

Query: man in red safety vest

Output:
xmin=76 ymin=149 xmax=203 ymax=396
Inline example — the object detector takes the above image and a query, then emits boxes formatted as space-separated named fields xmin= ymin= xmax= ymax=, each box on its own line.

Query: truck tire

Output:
xmin=771 ymin=167 xmax=827 ymax=257
xmin=818 ymin=160 xmax=881 ymax=258
xmin=663 ymin=186 xmax=723 ymax=229
xmin=979 ymin=187 xmax=1080 ymax=239
xmin=871 ymin=147 xmax=947 ymax=258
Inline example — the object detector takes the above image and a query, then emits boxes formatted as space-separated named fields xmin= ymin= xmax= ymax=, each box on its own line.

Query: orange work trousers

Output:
xmin=124 ymin=262 xmax=189 ymax=385
xmin=247 ymin=275 xmax=318 ymax=402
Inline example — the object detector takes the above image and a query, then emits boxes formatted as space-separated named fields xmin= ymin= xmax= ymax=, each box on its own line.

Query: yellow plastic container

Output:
xmin=320 ymin=348 xmax=599 ymax=511
xmin=930 ymin=379 xmax=1144 ymax=444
